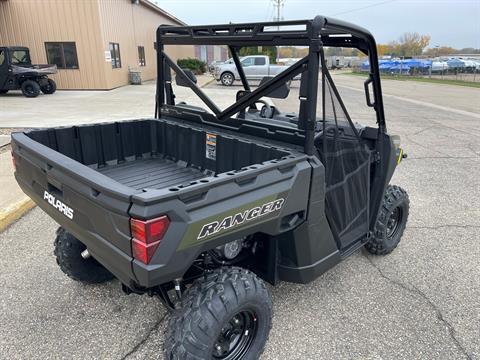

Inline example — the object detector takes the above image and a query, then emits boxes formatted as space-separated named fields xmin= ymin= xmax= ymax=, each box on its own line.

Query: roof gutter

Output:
xmin=138 ymin=0 xmax=187 ymax=26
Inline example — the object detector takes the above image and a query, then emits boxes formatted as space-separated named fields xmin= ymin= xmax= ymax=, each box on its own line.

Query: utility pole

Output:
xmin=272 ymin=0 xmax=285 ymax=62
xmin=272 ymin=0 xmax=285 ymax=29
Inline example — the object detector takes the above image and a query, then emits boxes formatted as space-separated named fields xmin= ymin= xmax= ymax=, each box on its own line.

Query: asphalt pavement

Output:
xmin=0 ymin=75 xmax=479 ymax=359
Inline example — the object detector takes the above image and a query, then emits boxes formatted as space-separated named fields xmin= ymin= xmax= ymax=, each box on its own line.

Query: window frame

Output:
xmin=138 ymin=46 xmax=146 ymax=67
xmin=241 ymin=57 xmax=254 ymax=67
xmin=10 ymin=49 xmax=31 ymax=65
xmin=110 ymin=42 xmax=121 ymax=69
xmin=45 ymin=42 xmax=79 ymax=69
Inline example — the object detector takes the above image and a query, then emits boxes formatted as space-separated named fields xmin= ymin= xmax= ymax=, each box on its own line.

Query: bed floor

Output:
xmin=98 ymin=158 xmax=206 ymax=190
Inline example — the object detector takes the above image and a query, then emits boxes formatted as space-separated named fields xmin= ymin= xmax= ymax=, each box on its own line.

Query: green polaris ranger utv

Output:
xmin=11 ymin=16 xmax=409 ymax=359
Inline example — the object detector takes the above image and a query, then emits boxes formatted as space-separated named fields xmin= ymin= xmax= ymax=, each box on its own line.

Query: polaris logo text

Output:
xmin=197 ymin=198 xmax=284 ymax=240
xmin=43 ymin=191 xmax=74 ymax=219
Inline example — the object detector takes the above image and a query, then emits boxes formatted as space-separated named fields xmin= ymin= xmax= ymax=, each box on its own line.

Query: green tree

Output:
xmin=236 ymin=46 xmax=278 ymax=64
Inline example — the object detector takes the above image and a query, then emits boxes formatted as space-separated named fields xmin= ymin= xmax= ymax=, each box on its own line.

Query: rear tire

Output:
xmin=164 ymin=267 xmax=273 ymax=360
xmin=21 ymin=80 xmax=40 ymax=98
xmin=365 ymin=185 xmax=409 ymax=255
xmin=40 ymin=79 xmax=57 ymax=94
xmin=54 ymin=227 xmax=114 ymax=283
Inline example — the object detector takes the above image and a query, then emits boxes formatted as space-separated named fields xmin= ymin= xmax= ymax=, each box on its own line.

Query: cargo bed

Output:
xmin=22 ymin=118 xmax=293 ymax=192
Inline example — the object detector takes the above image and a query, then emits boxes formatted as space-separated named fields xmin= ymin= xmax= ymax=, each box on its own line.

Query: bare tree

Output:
xmin=377 ymin=33 xmax=430 ymax=57
xmin=398 ymin=32 xmax=431 ymax=57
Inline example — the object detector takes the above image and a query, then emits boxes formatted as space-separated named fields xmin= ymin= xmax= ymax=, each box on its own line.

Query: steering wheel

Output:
xmin=253 ymin=100 xmax=273 ymax=118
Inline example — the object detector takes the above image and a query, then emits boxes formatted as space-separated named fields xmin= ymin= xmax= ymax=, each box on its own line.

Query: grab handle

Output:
xmin=47 ymin=181 xmax=63 ymax=198
xmin=364 ymin=77 xmax=375 ymax=108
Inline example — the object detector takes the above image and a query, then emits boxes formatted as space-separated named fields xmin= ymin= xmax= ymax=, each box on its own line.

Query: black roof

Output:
xmin=156 ymin=16 xmax=375 ymax=53
xmin=1 ymin=46 xmax=30 ymax=51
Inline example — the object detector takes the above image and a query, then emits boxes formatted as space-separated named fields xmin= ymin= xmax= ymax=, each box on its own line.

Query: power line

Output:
xmin=271 ymin=0 xmax=286 ymax=61
xmin=331 ymin=0 xmax=396 ymax=16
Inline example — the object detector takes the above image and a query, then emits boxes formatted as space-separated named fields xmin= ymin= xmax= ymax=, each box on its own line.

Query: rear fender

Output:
xmin=129 ymin=159 xmax=313 ymax=287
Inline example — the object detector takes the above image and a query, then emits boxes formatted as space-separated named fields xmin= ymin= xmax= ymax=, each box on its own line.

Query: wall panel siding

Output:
xmin=97 ymin=0 xmax=195 ymax=89
xmin=0 ymin=0 xmax=107 ymax=89
xmin=0 ymin=0 xmax=193 ymax=89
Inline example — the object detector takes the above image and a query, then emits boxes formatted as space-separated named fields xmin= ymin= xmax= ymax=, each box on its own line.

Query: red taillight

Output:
xmin=130 ymin=215 xmax=170 ymax=264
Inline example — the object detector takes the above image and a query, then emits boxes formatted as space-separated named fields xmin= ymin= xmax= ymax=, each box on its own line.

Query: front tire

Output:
xmin=366 ymin=185 xmax=409 ymax=255
xmin=40 ymin=79 xmax=57 ymax=94
xmin=164 ymin=267 xmax=273 ymax=360
xmin=21 ymin=80 xmax=40 ymax=98
xmin=54 ymin=228 xmax=114 ymax=283
xmin=220 ymin=72 xmax=235 ymax=86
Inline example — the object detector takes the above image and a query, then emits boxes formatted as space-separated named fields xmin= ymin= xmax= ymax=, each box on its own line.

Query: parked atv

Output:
xmin=0 ymin=46 xmax=57 ymax=97
xmin=12 ymin=16 xmax=410 ymax=359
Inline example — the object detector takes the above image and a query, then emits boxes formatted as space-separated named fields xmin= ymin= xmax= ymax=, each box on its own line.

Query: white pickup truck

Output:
xmin=214 ymin=55 xmax=291 ymax=86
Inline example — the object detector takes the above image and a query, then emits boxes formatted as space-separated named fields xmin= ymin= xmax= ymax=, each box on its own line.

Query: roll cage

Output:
xmin=155 ymin=16 xmax=385 ymax=155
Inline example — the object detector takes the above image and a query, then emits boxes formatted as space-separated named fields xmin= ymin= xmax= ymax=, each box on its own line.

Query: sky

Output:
xmin=156 ymin=0 xmax=480 ymax=49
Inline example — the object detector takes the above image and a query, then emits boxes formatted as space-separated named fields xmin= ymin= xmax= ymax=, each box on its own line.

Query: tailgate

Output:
xmin=11 ymin=133 xmax=140 ymax=286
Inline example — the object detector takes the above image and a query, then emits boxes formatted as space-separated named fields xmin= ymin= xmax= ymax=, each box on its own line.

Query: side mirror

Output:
xmin=175 ymin=69 xmax=197 ymax=87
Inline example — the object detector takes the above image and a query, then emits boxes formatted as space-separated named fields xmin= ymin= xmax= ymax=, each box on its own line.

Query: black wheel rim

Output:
xmin=386 ymin=206 xmax=403 ymax=240
xmin=212 ymin=310 xmax=258 ymax=359
xmin=25 ymin=85 xmax=35 ymax=95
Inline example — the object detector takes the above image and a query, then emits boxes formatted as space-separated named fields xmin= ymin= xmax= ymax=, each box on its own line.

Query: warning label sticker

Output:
xmin=206 ymin=133 xmax=217 ymax=160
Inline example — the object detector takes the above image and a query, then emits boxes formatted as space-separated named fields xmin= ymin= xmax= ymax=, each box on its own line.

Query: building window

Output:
xmin=109 ymin=43 xmax=121 ymax=69
xmin=138 ymin=46 xmax=146 ymax=66
xmin=45 ymin=42 xmax=78 ymax=69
